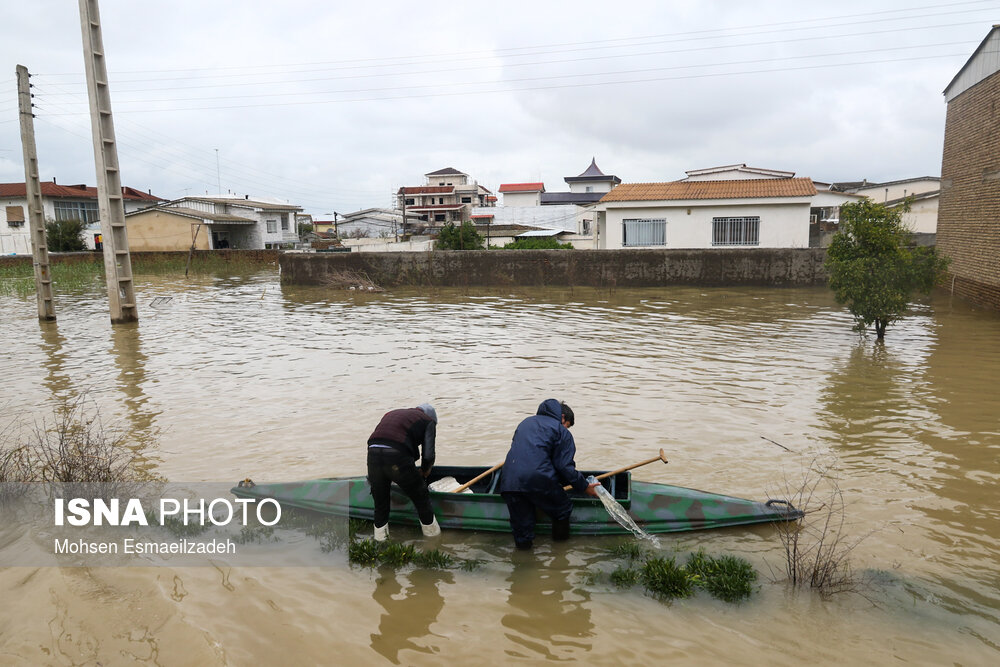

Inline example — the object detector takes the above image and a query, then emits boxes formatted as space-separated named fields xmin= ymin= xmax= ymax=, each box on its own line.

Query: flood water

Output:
xmin=1 ymin=269 xmax=998 ymax=665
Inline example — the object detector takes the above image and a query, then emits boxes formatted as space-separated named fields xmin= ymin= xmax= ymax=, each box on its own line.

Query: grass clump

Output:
xmin=598 ymin=542 xmax=759 ymax=604
xmin=413 ymin=548 xmax=454 ymax=569
xmin=640 ymin=556 xmax=695 ymax=600
xmin=609 ymin=565 xmax=640 ymax=588
xmin=686 ymin=551 xmax=758 ymax=603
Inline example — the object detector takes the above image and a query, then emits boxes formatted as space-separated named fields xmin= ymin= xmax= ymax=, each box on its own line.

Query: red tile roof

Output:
xmin=499 ymin=182 xmax=545 ymax=193
xmin=0 ymin=181 xmax=162 ymax=201
xmin=470 ymin=214 xmax=494 ymax=219
xmin=599 ymin=178 xmax=817 ymax=202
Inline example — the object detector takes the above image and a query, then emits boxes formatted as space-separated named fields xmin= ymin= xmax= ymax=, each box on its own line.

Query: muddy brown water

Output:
xmin=1 ymin=271 xmax=998 ymax=664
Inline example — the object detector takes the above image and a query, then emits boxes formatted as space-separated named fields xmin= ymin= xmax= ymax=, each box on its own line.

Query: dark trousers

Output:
xmin=367 ymin=446 xmax=434 ymax=527
xmin=502 ymin=487 xmax=573 ymax=549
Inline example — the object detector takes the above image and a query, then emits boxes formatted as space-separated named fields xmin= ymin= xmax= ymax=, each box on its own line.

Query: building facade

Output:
xmin=1 ymin=181 xmax=161 ymax=254
xmin=396 ymin=168 xmax=495 ymax=227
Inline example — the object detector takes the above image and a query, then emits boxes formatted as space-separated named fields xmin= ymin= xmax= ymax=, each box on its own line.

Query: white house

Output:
xmin=833 ymin=177 xmax=940 ymax=234
xmin=1 ymin=180 xmax=161 ymax=254
xmin=336 ymin=208 xmax=424 ymax=239
xmin=594 ymin=178 xmax=819 ymax=249
xmin=499 ymin=182 xmax=545 ymax=207
xmin=123 ymin=194 xmax=303 ymax=251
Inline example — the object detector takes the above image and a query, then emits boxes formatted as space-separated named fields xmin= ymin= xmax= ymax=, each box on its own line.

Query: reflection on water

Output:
xmin=1 ymin=272 xmax=999 ymax=663
xmin=370 ymin=566 xmax=452 ymax=664
xmin=503 ymin=548 xmax=593 ymax=660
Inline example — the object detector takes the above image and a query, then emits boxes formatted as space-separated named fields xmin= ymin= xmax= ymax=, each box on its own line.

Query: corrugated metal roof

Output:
xmin=517 ymin=229 xmax=564 ymax=237
xmin=599 ymin=178 xmax=817 ymax=202
xmin=125 ymin=206 xmax=256 ymax=223
xmin=944 ymin=25 xmax=1000 ymax=101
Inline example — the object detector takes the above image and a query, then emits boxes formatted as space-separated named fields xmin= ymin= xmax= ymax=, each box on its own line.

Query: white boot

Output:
xmin=374 ymin=523 xmax=389 ymax=542
xmin=420 ymin=516 xmax=441 ymax=537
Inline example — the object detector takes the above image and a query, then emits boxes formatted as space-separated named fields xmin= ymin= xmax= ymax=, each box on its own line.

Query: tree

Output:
xmin=45 ymin=218 xmax=87 ymax=252
xmin=824 ymin=199 xmax=949 ymax=340
xmin=297 ymin=222 xmax=313 ymax=239
xmin=503 ymin=237 xmax=574 ymax=250
xmin=436 ymin=220 xmax=483 ymax=250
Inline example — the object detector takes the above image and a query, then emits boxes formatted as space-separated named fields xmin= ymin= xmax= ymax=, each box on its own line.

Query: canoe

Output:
xmin=232 ymin=465 xmax=802 ymax=535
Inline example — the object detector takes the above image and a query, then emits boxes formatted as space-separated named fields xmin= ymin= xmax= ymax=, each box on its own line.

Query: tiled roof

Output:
xmin=599 ymin=178 xmax=817 ymax=202
xmin=499 ymin=182 xmax=545 ymax=193
xmin=0 ymin=181 xmax=162 ymax=201
xmin=425 ymin=167 xmax=466 ymax=176
xmin=188 ymin=196 xmax=302 ymax=211
xmin=399 ymin=186 xmax=454 ymax=194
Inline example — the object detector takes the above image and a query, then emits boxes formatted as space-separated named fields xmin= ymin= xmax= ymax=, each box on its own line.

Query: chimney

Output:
xmin=52 ymin=177 xmax=57 ymax=184
xmin=245 ymin=194 xmax=249 ymax=200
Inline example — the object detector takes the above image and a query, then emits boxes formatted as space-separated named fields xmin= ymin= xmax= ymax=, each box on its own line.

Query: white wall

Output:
xmin=900 ymin=196 xmax=939 ymax=234
xmin=342 ymin=238 xmax=434 ymax=252
xmin=599 ymin=201 xmax=811 ymax=249
xmin=502 ymin=191 xmax=541 ymax=207
xmin=855 ymin=179 xmax=939 ymax=202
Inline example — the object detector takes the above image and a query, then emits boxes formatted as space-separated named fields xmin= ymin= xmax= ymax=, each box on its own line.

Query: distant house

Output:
xmin=594 ymin=177 xmax=819 ymax=249
xmin=124 ymin=194 xmax=303 ymax=251
xmin=937 ymin=24 xmax=1000 ymax=311
xmin=499 ymin=183 xmax=545 ymax=207
xmin=0 ymin=180 xmax=161 ymax=254
xmin=832 ymin=176 xmax=940 ymax=234
xmin=336 ymin=208 xmax=424 ymax=239
xmin=396 ymin=168 xmax=495 ymax=228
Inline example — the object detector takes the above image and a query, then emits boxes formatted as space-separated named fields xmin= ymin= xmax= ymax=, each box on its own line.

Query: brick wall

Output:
xmin=938 ymin=70 xmax=1000 ymax=311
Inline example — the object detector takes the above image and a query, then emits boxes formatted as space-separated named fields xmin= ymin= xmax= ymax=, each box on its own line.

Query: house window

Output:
xmin=280 ymin=214 xmax=289 ymax=231
xmin=54 ymin=200 xmax=99 ymax=223
xmin=582 ymin=220 xmax=592 ymax=235
xmin=712 ymin=216 xmax=760 ymax=246
xmin=585 ymin=186 xmax=593 ymax=193
xmin=622 ymin=218 xmax=666 ymax=247
xmin=266 ymin=219 xmax=277 ymax=233
xmin=405 ymin=198 xmax=415 ymax=205
xmin=6 ymin=206 xmax=25 ymax=227
xmin=461 ymin=196 xmax=471 ymax=204
xmin=438 ymin=198 xmax=444 ymax=205
xmin=434 ymin=214 xmax=445 ymax=222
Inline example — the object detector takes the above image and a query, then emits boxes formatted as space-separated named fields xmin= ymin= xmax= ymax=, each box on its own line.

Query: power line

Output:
xmin=34 ymin=0 xmax=998 ymax=80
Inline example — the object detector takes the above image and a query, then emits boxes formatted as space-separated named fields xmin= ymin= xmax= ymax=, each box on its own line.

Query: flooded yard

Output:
xmin=1 ymin=269 xmax=998 ymax=664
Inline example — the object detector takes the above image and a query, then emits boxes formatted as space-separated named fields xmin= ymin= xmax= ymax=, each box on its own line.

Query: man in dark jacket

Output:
xmin=367 ymin=403 xmax=440 ymax=541
xmin=499 ymin=399 xmax=598 ymax=550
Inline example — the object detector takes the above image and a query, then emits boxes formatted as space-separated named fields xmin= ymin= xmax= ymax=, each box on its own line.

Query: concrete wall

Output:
xmin=280 ymin=248 xmax=830 ymax=288
xmin=938 ymin=67 xmax=1000 ymax=311
xmin=126 ymin=210 xmax=210 ymax=251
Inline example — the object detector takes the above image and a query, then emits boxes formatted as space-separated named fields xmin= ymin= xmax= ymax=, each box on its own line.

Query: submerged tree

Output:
xmin=436 ymin=220 xmax=483 ymax=250
xmin=824 ymin=200 xmax=949 ymax=340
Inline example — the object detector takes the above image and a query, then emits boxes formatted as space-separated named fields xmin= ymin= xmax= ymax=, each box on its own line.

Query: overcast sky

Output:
xmin=1 ymin=1 xmax=997 ymax=216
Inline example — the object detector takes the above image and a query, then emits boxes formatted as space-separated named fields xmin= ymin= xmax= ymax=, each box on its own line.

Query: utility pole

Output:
xmin=215 ymin=148 xmax=221 ymax=193
xmin=78 ymin=0 xmax=137 ymax=323
xmin=16 ymin=64 xmax=56 ymax=321
xmin=399 ymin=188 xmax=405 ymax=243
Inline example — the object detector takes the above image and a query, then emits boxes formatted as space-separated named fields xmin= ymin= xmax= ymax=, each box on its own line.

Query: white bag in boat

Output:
xmin=428 ymin=476 xmax=472 ymax=493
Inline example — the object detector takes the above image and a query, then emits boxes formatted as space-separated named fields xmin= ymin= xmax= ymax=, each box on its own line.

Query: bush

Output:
xmin=436 ymin=221 xmax=483 ymax=250
xmin=503 ymin=237 xmax=573 ymax=250
xmin=45 ymin=218 xmax=87 ymax=252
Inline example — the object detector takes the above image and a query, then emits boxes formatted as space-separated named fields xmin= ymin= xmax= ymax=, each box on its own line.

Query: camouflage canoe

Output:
xmin=232 ymin=465 xmax=802 ymax=535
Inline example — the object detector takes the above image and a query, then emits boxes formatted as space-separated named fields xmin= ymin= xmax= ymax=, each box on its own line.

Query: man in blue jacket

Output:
xmin=499 ymin=399 xmax=599 ymax=550
xmin=367 ymin=403 xmax=441 ymax=542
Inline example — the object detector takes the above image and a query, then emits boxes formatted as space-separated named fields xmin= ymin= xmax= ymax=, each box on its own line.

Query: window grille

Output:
xmin=54 ymin=200 xmax=99 ymax=223
xmin=712 ymin=216 xmax=760 ymax=246
xmin=622 ymin=219 xmax=666 ymax=247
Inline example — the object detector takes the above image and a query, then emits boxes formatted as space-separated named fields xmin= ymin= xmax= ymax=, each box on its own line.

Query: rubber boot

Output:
xmin=420 ymin=516 xmax=441 ymax=537
xmin=552 ymin=517 xmax=570 ymax=542
xmin=374 ymin=523 xmax=389 ymax=542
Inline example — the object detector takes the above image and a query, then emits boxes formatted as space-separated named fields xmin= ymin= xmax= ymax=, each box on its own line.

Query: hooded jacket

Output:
xmin=498 ymin=399 xmax=589 ymax=495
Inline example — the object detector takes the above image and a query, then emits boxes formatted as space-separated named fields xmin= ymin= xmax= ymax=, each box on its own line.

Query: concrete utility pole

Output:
xmin=16 ymin=64 xmax=56 ymax=321
xmin=78 ymin=0 xmax=137 ymax=323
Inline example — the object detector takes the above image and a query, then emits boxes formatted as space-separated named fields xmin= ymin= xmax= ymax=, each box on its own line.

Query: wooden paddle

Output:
xmin=451 ymin=461 xmax=504 ymax=493
xmin=563 ymin=448 xmax=668 ymax=491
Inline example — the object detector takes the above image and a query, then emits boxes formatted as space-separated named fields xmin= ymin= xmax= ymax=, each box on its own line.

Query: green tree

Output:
xmin=503 ymin=237 xmax=574 ymax=250
xmin=45 ymin=218 xmax=87 ymax=252
xmin=824 ymin=199 xmax=949 ymax=340
xmin=297 ymin=222 xmax=313 ymax=238
xmin=436 ymin=220 xmax=483 ymax=250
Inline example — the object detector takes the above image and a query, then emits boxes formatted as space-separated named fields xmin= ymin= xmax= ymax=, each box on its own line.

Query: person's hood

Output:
xmin=536 ymin=398 xmax=562 ymax=421
xmin=417 ymin=403 xmax=438 ymax=423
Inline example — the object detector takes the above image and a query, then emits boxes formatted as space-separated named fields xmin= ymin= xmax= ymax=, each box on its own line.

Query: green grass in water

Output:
xmin=610 ymin=565 xmax=640 ymax=588
xmin=685 ymin=551 xmax=758 ymax=603
xmin=640 ymin=556 xmax=695 ymax=600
